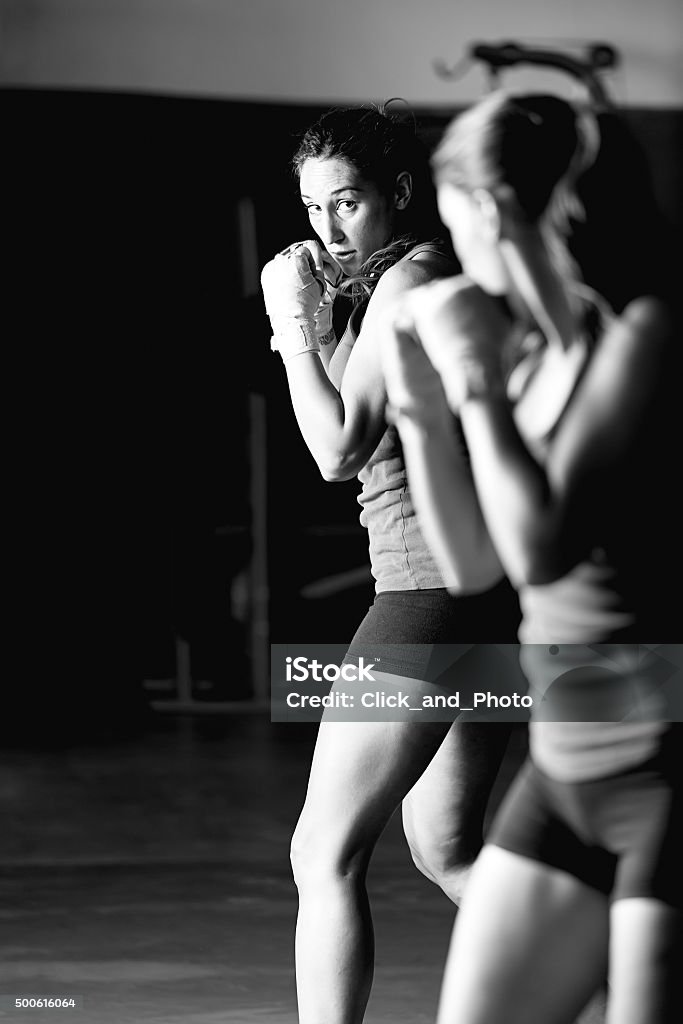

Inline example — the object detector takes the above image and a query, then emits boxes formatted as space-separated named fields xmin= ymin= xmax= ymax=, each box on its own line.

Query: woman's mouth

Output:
xmin=331 ymin=250 xmax=356 ymax=264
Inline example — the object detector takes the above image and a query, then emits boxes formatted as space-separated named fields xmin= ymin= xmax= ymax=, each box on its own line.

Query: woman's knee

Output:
xmin=407 ymin=833 xmax=479 ymax=890
xmin=403 ymin=802 xmax=482 ymax=889
xmin=406 ymin=844 xmax=440 ymax=886
xmin=290 ymin=814 xmax=373 ymax=891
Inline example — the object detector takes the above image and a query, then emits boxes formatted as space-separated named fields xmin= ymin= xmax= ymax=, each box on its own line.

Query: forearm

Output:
xmin=458 ymin=397 xmax=564 ymax=585
xmin=395 ymin=412 xmax=504 ymax=592
xmin=284 ymin=352 xmax=360 ymax=480
xmin=326 ymin=335 xmax=353 ymax=385
xmin=317 ymin=328 xmax=339 ymax=374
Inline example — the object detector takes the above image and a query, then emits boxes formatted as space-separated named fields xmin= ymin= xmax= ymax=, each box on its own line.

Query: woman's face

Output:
xmin=299 ymin=156 xmax=396 ymax=277
xmin=437 ymin=183 xmax=508 ymax=295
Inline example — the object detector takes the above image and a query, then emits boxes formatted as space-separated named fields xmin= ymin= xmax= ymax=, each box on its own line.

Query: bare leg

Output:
xmin=436 ymin=846 xmax=609 ymax=1024
xmin=607 ymin=898 xmax=682 ymax=1024
xmin=291 ymin=667 xmax=513 ymax=1023
xmin=291 ymin=699 xmax=451 ymax=1024
xmin=402 ymin=721 xmax=511 ymax=902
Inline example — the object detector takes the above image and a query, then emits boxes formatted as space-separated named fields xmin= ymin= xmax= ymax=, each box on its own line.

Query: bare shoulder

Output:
xmin=577 ymin=295 xmax=676 ymax=424
xmin=597 ymin=295 xmax=674 ymax=376
xmin=409 ymin=246 xmax=459 ymax=277
xmin=367 ymin=253 xmax=457 ymax=310
xmin=604 ymin=295 xmax=673 ymax=349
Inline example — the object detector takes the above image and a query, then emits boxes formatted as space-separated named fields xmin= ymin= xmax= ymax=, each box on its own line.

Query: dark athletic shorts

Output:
xmin=342 ymin=580 xmax=522 ymax=682
xmin=487 ymin=728 xmax=683 ymax=907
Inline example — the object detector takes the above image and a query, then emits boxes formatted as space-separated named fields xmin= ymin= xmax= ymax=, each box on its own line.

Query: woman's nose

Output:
xmin=319 ymin=212 xmax=344 ymax=247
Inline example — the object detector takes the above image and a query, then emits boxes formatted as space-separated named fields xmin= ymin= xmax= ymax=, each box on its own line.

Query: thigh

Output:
xmin=436 ymin=845 xmax=610 ymax=1024
xmin=293 ymin=673 xmax=452 ymax=865
xmin=607 ymin=898 xmax=683 ymax=1024
xmin=402 ymin=720 xmax=511 ymax=855
xmin=600 ymin=734 xmax=683 ymax=908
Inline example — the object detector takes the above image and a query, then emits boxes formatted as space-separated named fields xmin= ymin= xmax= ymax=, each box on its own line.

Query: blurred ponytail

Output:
xmin=431 ymin=90 xmax=674 ymax=309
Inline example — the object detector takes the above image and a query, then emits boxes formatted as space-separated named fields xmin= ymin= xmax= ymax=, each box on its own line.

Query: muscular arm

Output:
xmin=458 ymin=297 xmax=673 ymax=585
xmin=282 ymin=257 xmax=445 ymax=481
xmin=379 ymin=287 xmax=505 ymax=592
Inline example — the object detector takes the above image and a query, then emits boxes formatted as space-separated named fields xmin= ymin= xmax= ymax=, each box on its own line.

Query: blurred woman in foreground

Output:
xmin=381 ymin=91 xmax=682 ymax=1023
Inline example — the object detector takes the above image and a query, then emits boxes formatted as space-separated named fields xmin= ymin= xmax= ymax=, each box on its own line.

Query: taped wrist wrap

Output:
xmin=270 ymin=316 xmax=321 ymax=363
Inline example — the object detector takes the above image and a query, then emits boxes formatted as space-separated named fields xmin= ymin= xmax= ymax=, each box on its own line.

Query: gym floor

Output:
xmin=0 ymin=713 xmax=605 ymax=1024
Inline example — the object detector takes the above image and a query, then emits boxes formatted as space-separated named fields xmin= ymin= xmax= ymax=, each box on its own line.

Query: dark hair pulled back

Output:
xmin=293 ymin=102 xmax=450 ymax=300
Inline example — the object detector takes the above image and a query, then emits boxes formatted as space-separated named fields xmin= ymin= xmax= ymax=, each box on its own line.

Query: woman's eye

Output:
xmin=337 ymin=200 xmax=357 ymax=213
xmin=305 ymin=205 xmax=320 ymax=216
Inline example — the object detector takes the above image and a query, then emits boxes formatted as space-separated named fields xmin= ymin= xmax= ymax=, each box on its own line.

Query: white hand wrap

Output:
xmin=261 ymin=246 xmax=326 ymax=362
xmin=269 ymin=316 xmax=321 ymax=362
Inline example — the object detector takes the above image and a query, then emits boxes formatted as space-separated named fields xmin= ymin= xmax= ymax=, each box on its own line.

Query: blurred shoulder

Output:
xmin=620 ymin=295 xmax=674 ymax=338
xmin=589 ymin=294 xmax=678 ymax=415
xmin=600 ymin=295 xmax=675 ymax=366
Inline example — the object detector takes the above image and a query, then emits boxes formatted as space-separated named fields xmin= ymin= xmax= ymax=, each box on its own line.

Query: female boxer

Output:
xmin=261 ymin=104 xmax=521 ymax=1024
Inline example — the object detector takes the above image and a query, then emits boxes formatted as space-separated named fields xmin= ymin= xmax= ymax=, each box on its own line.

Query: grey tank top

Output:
xmin=341 ymin=242 xmax=451 ymax=593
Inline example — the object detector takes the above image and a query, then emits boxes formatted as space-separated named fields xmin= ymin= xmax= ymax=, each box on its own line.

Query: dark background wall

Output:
xmin=4 ymin=88 xmax=682 ymax=739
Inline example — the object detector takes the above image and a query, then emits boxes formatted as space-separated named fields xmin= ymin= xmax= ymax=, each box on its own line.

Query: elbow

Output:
xmin=319 ymin=466 xmax=355 ymax=483
xmin=316 ymin=442 xmax=367 ymax=482
xmin=436 ymin=539 xmax=505 ymax=595
xmin=493 ymin=513 xmax=574 ymax=588
xmin=444 ymin=559 xmax=504 ymax=595
xmin=509 ymin=564 xmax=553 ymax=588
xmin=315 ymin=422 xmax=372 ymax=482
xmin=503 ymin=552 xmax=540 ymax=588
xmin=317 ymin=455 xmax=360 ymax=483
xmin=504 ymin=546 xmax=571 ymax=588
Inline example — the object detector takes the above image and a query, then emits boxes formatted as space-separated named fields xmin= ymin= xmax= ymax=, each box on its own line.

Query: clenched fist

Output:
xmin=401 ymin=276 xmax=511 ymax=409
xmin=261 ymin=244 xmax=324 ymax=322
xmin=380 ymin=312 xmax=452 ymax=428
xmin=261 ymin=240 xmax=343 ymax=361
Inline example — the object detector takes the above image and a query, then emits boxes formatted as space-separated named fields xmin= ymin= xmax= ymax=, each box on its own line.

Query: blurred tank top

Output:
xmin=339 ymin=242 xmax=452 ymax=592
xmin=509 ymin=285 xmax=676 ymax=779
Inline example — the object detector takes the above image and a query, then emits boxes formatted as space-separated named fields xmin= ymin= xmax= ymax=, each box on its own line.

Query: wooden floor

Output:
xmin=0 ymin=712 xmax=606 ymax=1023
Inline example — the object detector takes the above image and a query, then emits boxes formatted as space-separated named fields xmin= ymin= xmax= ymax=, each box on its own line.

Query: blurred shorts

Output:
xmin=488 ymin=726 xmax=683 ymax=908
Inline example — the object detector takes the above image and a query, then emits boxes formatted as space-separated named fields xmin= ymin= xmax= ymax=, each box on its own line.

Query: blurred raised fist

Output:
xmin=404 ymin=276 xmax=510 ymax=408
